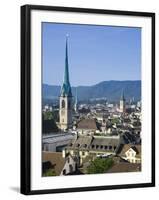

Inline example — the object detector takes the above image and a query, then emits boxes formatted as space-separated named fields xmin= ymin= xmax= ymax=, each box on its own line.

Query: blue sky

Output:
xmin=42 ymin=22 xmax=141 ymax=86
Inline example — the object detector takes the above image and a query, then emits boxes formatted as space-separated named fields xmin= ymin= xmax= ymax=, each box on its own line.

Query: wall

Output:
xmin=0 ymin=0 xmax=158 ymax=199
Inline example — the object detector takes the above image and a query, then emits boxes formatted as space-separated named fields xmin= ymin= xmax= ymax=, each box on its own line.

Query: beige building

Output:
xmin=63 ymin=135 xmax=120 ymax=165
xmin=76 ymin=118 xmax=100 ymax=135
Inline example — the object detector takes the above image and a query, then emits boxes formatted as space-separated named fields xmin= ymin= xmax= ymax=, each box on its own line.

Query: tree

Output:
xmin=43 ymin=169 xmax=56 ymax=176
xmin=43 ymin=111 xmax=53 ymax=120
xmin=87 ymin=157 xmax=114 ymax=174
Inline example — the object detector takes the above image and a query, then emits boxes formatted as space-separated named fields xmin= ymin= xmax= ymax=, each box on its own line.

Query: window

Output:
xmin=63 ymin=169 xmax=66 ymax=175
xmin=62 ymin=100 xmax=65 ymax=108
xmin=82 ymin=152 xmax=85 ymax=156
xmin=109 ymin=146 xmax=112 ymax=150
xmin=76 ymin=143 xmax=80 ymax=147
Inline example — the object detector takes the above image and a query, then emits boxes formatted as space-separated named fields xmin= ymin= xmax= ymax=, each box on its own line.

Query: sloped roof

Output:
xmin=116 ymin=144 xmax=141 ymax=157
xmin=91 ymin=137 xmax=119 ymax=146
xmin=77 ymin=119 xmax=98 ymax=130
xmin=68 ymin=136 xmax=93 ymax=150
xmin=42 ymin=152 xmax=65 ymax=175
xmin=67 ymin=136 xmax=120 ymax=152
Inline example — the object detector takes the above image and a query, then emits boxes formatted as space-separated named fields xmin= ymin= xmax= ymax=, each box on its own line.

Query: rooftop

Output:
xmin=77 ymin=119 xmax=98 ymax=130
xmin=42 ymin=151 xmax=65 ymax=175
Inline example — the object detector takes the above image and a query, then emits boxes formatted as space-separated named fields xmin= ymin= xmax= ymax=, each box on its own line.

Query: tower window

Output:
xmin=62 ymin=100 xmax=65 ymax=108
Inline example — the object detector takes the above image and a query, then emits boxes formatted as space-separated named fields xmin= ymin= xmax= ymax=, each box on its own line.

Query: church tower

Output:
xmin=59 ymin=36 xmax=73 ymax=130
xmin=120 ymin=90 xmax=126 ymax=113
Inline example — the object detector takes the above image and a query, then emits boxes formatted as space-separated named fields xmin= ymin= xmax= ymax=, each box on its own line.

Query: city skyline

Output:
xmin=42 ymin=22 xmax=141 ymax=86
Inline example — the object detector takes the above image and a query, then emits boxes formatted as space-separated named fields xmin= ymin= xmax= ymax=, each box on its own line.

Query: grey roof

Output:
xmin=68 ymin=136 xmax=93 ymax=150
xmin=43 ymin=133 xmax=75 ymax=144
xmin=67 ymin=136 xmax=120 ymax=152
xmin=91 ymin=137 xmax=119 ymax=146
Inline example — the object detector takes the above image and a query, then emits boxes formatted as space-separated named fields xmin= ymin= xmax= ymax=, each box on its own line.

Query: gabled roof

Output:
xmin=116 ymin=144 xmax=141 ymax=157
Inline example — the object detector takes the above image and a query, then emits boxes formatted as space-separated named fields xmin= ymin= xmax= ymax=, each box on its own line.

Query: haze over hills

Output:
xmin=43 ymin=80 xmax=141 ymax=102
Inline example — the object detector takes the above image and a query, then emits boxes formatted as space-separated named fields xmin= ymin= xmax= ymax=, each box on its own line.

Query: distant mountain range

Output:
xmin=43 ymin=80 xmax=141 ymax=102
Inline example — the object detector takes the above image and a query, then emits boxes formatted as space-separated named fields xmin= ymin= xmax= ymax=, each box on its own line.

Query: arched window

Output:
xmin=62 ymin=100 xmax=65 ymax=108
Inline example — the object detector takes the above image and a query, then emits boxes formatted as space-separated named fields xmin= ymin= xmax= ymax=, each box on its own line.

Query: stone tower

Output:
xmin=59 ymin=36 xmax=73 ymax=130
xmin=120 ymin=90 xmax=126 ymax=113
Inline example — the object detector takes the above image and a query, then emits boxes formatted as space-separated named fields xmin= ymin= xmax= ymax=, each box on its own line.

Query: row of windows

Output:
xmin=127 ymin=159 xmax=140 ymax=163
xmin=69 ymin=143 xmax=116 ymax=151
xmin=91 ymin=145 xmax=116 ymax=151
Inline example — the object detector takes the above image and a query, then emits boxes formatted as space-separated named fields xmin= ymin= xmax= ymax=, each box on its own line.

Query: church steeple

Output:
xmin=61 ymin=35 xmax=72 ymax=97
xmin=59 ymin=35 xmax=73 ymax=131
xmin=120 ymin=89 xmax=126 ymax=113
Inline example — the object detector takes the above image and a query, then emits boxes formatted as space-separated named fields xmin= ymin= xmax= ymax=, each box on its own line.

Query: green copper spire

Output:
xmin=61 ymin=35 xmax=72 ymax=97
